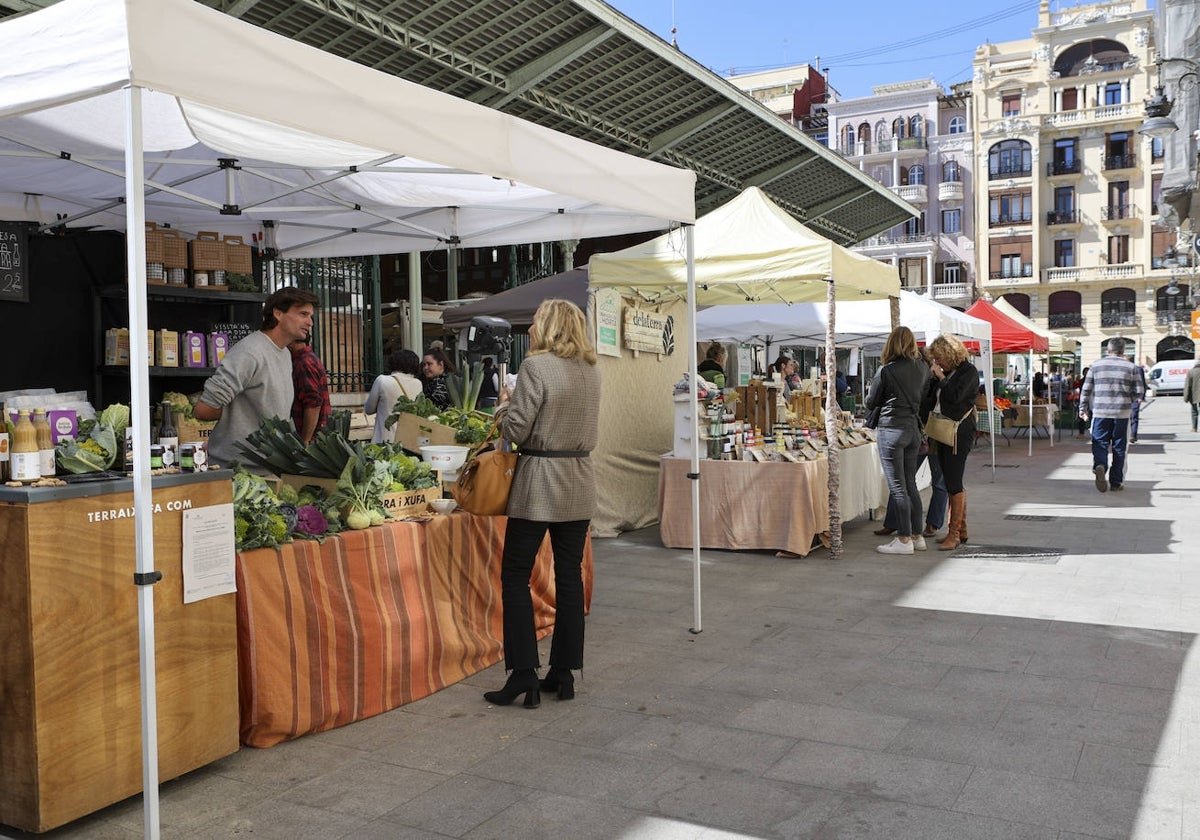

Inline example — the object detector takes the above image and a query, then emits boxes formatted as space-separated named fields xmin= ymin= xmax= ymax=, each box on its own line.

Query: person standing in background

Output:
xmin=364 ymin=348 xmax=422 ymax=443
xmin=288 ymin=335 xmax=332 ymax=445
xmin=1184 ymin=359 xmax=1200 ymax=433
xmin=195 ymin=288 xmax=319 ymax=469
xmin=422 ymin=347 xmax=455 ymax=411
xmin=865 ymin=326 xmax=929 ymax=555
xmin=698 ymin=341 xmax=727 ymax=389
xmin=477 ymin=356 xmax=501 ymax=408
xmin=1079 ymin=337 xmax=1144 ymax=493
xmin=1129 ymin=365 xmax=1146 ymax=444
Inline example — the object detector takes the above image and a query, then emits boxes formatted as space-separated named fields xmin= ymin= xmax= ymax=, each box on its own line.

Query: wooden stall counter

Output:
xmin=0 ymin=471 xmax=239 ymax=833
xmin=236 ymin=511 xmax=593 ymax=748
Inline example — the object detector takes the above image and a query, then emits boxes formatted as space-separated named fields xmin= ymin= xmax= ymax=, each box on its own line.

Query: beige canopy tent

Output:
xmin=589 ymin=186 xmax=903 ymax=632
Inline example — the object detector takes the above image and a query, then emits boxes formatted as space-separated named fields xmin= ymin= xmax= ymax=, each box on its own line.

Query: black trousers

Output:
xmin=499 ymin=517 xmax=589 ymax=671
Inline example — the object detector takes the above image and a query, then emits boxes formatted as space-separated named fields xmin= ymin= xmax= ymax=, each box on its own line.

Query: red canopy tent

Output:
xmin=965 ymin=299 xmax=1052 ymax=454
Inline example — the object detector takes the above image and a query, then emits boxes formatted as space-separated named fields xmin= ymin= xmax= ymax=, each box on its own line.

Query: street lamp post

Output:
xmin=1139 ymin=57 xmax=1200 ymax=140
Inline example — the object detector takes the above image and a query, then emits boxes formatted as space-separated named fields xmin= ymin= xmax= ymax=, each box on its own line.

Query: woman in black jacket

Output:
xmin=921 ymin=334 xmax=979 ymax=550
xmin=865 ymin=326 xmax=930 ymax=554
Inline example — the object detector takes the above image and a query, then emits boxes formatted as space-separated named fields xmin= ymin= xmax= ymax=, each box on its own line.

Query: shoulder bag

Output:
xmin=923 ymin=371 xmax=972 ymax=452
xmin=452 ymin=419 xmax=518 ymax=516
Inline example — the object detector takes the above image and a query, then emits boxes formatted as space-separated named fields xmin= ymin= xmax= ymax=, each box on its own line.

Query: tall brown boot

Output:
xmin=939 ymin=493 xmax=965 ymax=551
xmin=958 ymin=493 xmax=968 ymax=544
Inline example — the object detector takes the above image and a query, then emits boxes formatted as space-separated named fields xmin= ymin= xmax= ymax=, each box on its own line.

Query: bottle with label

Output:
xmin=157 ymin=401 xmax=179 ymax=468
xmin=33 ymin=408 xmax=55 ymax=478
xmin=11 ymin=409 xmax=41 ymax=483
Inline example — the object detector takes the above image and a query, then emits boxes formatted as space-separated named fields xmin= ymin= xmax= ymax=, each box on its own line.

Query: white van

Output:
xmin=1147 ymin=360 xmax=1193 ymax=396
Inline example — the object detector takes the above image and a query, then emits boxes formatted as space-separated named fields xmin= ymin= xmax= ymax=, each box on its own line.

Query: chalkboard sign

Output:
xmin=0 ymin=221 xmax=31 ymax=303
xmin=211 ymin=322 xmax=257 ymax=348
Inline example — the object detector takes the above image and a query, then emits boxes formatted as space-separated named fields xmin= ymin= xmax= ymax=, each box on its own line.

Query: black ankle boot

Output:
xmin=483 ymin=669 xmax=540 ymax=708
xmin=539 ymin=667 xmax=575 ymax=701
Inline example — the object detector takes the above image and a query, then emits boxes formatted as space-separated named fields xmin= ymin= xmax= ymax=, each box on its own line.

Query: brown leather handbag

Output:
xmin=452 ymin=421 xmax=517 ymax=515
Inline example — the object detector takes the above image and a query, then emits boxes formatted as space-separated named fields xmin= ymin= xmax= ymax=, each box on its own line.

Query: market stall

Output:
xmin=0 ymin=0 xmax=696 ymax=832
xmin=590 ymin=186 xmax=906 ymax=630
xmin=237 ymin=511 xmax=591 ymax=748
xmin=657 ymin=441 xmax=904 ymax=557
xmin=965 ymin=300 xmax=1052 ymax=455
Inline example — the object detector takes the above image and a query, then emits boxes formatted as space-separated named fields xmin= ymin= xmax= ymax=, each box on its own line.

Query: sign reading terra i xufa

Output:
xmin=623 ymin=305 xmax=674 ymax=356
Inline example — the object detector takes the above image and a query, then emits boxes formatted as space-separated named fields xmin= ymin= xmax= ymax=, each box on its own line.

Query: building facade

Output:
xmin=973 ymin=0 xmax=1194 ymax=366
xmin=728 ymin=64 xmax=836 ymax=146
xmin=826 ymin=79 xmax=978 ymax=308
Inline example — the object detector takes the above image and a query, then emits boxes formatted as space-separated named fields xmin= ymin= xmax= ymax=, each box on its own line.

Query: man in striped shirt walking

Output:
xmin=1079 ymin=337 xmax=1145 ymax=493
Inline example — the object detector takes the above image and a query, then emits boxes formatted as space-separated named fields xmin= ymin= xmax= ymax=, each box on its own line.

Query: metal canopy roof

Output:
xmin=0 ymin=0 xmax=915 ymax=245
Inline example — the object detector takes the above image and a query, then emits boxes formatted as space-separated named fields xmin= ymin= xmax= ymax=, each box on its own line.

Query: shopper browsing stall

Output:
xmin=364 ymin=349 xmax=422 ymax=443
xmin=865 ymin=326 xmax=929 ymax=555
xmin=922 ymin=334 xmax=979 ymax=550
xmin=484 ymin=298 xmax=599 ymax=709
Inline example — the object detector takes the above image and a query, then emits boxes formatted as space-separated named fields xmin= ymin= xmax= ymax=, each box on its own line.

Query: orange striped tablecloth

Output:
xmin=235 ymin=512 xmax=592 ymax=747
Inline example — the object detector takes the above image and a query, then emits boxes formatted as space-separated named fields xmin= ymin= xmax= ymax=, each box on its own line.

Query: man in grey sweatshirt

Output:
xmin=1079 ymin=336 xmax=1144 ymax=493
xmin=195 ymin=287 xmax=319 ymax=471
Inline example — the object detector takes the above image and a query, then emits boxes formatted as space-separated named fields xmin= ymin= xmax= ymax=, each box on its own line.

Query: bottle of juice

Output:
xmin=11 ymin=409 xmax=41 ymax=483
xmin=33 ymin=408 xmax=55 ymax=478
xmin=157 ymin=401 xmax=179 ymax=468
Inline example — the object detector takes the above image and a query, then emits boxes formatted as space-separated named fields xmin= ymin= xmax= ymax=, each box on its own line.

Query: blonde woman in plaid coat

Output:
xmin=483 ymin=299 xmax=600 ymax=709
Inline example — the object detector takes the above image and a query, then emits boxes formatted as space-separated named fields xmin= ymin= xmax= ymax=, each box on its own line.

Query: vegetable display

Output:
xmin=54 ymin=402 xmax=129 ymax=474
xmin=384 ymin=396 xmax=490 ymax=445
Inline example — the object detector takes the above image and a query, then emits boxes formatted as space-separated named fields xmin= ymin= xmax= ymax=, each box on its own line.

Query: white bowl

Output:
xmin=429 ymin=498 xmax=458 ymax=515
xmin=419 ymin=445 xmax=470 ymax=476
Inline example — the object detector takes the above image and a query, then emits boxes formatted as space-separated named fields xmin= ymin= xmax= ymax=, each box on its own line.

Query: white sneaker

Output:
xmin=877 ymin=538 xmax=914 ymax=555
xmin=912 ymin=535 xmax=927 ymax=551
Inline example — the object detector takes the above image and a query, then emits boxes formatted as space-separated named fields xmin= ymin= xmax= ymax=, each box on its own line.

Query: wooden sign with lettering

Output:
xmin=622 ymin=305 xmax=674 ymax=356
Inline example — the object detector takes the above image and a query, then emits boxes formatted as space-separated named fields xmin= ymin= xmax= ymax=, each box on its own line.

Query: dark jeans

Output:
xmin=934 ymin=420 xmax=975 ymax=495
xmin=1192 ymin=402 xmax=1199 ymax=431
xmin=883 ymin=445 xmax=947 ymax=530
xmin=876 ymin=423 xmax=923 ymax=538
xmin=499 ymin=517 xmax=589 ymax=671
xmin=1130 ymin=400 xmax=1140 ymax=439
xmin=1091 ymin=417 xmax=1129 ymax=489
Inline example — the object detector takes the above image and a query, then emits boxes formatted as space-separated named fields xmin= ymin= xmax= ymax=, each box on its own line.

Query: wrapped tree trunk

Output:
xmin=825 ymin=277 xmax=842 ymax=558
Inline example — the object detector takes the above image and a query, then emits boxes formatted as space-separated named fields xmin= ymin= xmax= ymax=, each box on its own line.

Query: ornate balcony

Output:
xmin=1043 ymin=264 xmax=1140 ymax=283
xmin=1042 ymin=103 xmax=1137 ymax=128
xmin=1100 ymin=312 xmax=1138 ymax=328
xmin=1100 ymin=205 xmax=1134 ymax=221
xmin=1103 ymin=154 xmax=1136 ymax=171
xmin=989 ymin=166 xmax=1032 ymax=180
xmin=931 ymin=283 xmax=970 ymax=300
xmin=1048 ymin=312 xmax=1083 ymax=329
xmin=892 ymin=184 xmax=927 ymax=204
xmin=988 ymin=266 xmax=1034 ymax=280
xmin=1046 ymin=160 xmax=1082 ymax=177
xmin=1157 ymin=309 xmax=1192 ymax=325
xmin=1047 ymin=210 xmax=1079 ymax=225
xmin=938 ymin=181 xmax=964 ymax=203
xmin=989 ymin=213 xmax=1033 ymax=228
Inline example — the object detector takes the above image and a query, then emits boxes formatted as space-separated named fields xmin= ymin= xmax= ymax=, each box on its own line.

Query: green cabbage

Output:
xmin=55 ymin=422 xmax=119 ymax=473
xmin=98 ymin=403 xmax=131 ymax=443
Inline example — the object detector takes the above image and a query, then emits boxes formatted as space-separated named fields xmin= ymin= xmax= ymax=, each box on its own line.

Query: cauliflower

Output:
xmin=294 ymin=504 xmax=328 ymax=537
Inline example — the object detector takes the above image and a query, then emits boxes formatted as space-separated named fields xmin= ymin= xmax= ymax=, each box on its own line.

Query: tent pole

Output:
xmin=125 ymin=83 xmax=162 ymax=840
xmin=408 ymin=252 xmax=422 ymax=351
xmin=985 ymin=340 xmax=996 ymax=482
xmin=1028 ymin=348 xmax=1034 ymax=457
xmin=825 ymin=278 xmax=841 ymax=558
xmin=685 ymin=224 xmax=702 ymax=634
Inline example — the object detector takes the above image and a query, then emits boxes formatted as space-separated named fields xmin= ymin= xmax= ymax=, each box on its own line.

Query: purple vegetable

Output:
xmin=294 ymin=504 xmax=328 ymax=536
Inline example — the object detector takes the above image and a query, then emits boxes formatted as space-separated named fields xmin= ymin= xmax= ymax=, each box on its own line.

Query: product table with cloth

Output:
xmin=1011 ymin=403 xmax=1058 ymax=440
xmin=235 ymin=511 xmax=592 ymax=747
xmin=657 ymin=443 xmax=920 ymax=557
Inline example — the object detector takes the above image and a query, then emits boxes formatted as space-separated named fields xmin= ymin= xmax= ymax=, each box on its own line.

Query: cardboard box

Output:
xmin=207 ymin=333 xmax=230 ymax=366
xmin=47 ymin=409 xmax=77 ymax=444
xmin=391 ymin=412 xmax=459 ymax=452
xmin=181 ymin=332 xmax=207 ymax=368
xmin=155 ymin=330 xmax=179 ymax=367
xmin=105 ymin=328 xmax=130 ymax=365
xmin=177 ymin=415 xmax=217 ymax=443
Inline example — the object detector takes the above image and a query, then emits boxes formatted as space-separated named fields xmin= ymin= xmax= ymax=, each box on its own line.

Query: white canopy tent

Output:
xmin=0 ymin=0 xmax=696 ymax=835
xmin=589 ymin=186 xmax=904 ymax=634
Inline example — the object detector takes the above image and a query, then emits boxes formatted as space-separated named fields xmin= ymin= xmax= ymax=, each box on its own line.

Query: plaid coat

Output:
xmin=502 ymin=352 xmax=600 ymax=522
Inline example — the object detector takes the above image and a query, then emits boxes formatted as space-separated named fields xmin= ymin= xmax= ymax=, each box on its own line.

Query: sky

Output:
xmin=604 ymin=0 xmax=1140 ymax=99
